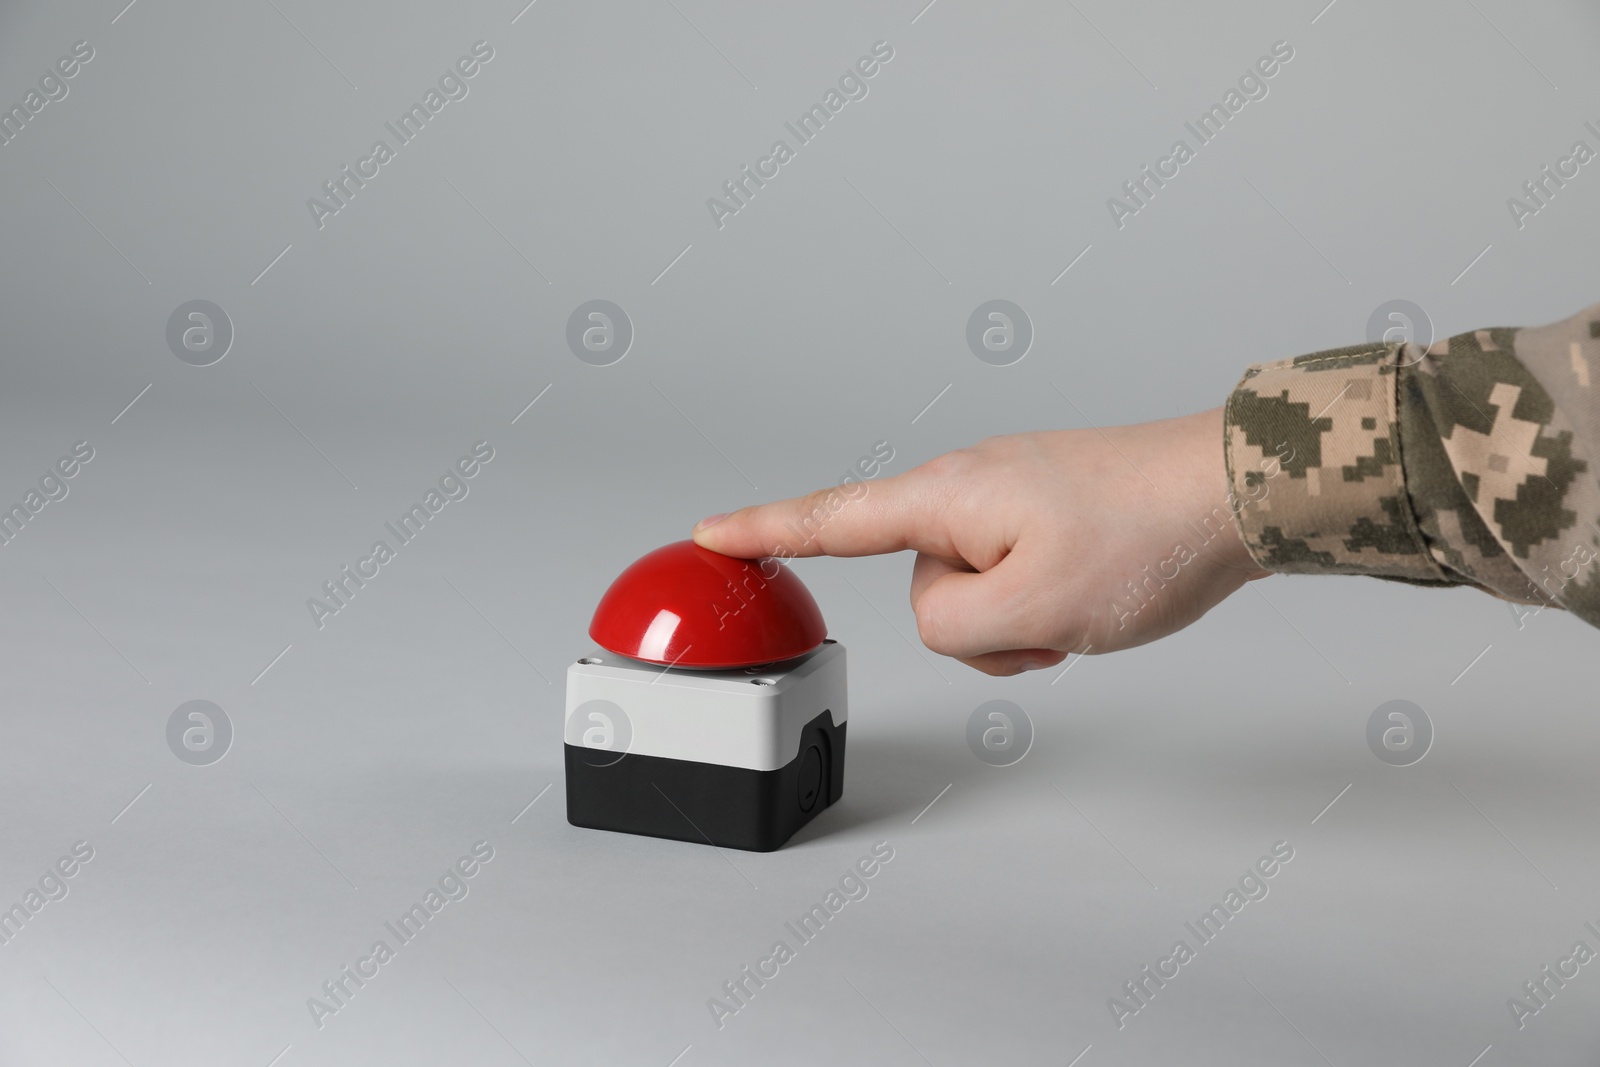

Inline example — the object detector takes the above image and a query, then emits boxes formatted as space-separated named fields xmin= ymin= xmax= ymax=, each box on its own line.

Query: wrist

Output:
xmin=1183 ymin=406 xmax=1270 ymax=580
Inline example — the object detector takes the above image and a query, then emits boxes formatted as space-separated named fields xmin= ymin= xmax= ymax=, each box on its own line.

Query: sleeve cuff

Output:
xmin=1223 ymin=342 xmax=1450 ymax=583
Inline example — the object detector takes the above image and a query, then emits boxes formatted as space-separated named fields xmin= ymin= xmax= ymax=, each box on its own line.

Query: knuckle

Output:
xmin=975 ymin=433 xmax=1021 ymax=459
xmin=796 ymin=487 xmax=834 ymax=519
xmin=783 ymin=487 xmax=844 ymax=547
xmin=916 ymin=447 xmax=976 ymax=484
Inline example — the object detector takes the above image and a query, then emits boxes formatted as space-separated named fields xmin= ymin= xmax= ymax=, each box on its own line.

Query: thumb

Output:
xmin=912 ymin=551 xmax=1054 ymax=660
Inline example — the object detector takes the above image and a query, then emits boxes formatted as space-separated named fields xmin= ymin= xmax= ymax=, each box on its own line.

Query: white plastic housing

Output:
xmin=564 ymin=641 xmax=847 ymax=771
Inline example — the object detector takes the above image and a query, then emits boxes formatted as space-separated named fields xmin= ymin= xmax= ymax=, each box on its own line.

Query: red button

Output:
xmin=589 ymin=540 xmax=827 ymax=669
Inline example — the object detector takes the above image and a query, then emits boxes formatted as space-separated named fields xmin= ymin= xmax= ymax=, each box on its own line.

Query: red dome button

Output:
xmin=589 ymin=540 xmax=827 ymax=669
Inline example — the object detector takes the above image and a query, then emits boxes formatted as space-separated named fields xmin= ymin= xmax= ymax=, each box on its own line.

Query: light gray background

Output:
xmin=2 ymin=0 xmax=1598 ymax=1064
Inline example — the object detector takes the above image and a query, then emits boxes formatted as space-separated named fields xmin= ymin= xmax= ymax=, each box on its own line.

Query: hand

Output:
xmin=690 ymin=407 xmax=1270 ymax=676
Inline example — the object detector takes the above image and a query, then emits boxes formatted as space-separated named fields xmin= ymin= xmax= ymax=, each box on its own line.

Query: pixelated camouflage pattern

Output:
xmin=1225 ymin=302 xmax=1600 ymax=630
xmin=1225 ymin=344 xmax=1447 ymax=581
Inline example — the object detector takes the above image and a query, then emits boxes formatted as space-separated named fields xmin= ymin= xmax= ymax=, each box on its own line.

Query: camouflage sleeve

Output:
xmin=1223 ymin=302 xmax=1600 ymax=629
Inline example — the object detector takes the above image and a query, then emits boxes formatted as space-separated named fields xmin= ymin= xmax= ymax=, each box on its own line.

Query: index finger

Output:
xmin=690 ymin=469 xmax=946 ymax=560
